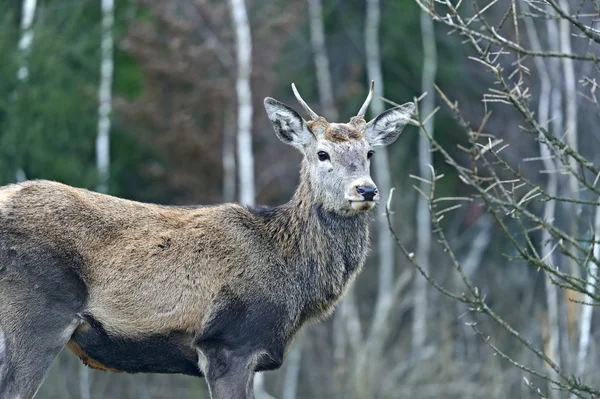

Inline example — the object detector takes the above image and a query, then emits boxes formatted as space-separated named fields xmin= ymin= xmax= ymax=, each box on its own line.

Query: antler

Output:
xmin=356 ymin=80 xmax=375 ymax=119
xmin=291 ymin=83 xmax=319 ymax=121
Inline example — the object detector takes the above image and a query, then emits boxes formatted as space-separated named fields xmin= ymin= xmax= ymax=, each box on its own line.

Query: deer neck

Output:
xmin=257 ymin=161 xmax=371 ymax=319
xmin=283 ymin=162 xmax=370 ymax=253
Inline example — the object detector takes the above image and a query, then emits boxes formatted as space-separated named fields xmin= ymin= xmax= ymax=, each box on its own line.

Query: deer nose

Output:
xmin=356 ymin=185 xmax=378 ymax=201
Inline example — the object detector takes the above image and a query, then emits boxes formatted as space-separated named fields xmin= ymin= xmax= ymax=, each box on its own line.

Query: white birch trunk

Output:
xmin=525 ymin=15 xmax=561 ymax=399
xmin=566 ymin=0 xmax=595 ymax=373
xmin=548 ymin=13 xmax=571 ymax=376
xmin=574 ymin=204 xmax=600 ymax=383
xmin=307 ymin=0 xmax=337 ymax=121
xmin=96 ymin=0 xmax=114 ymax=195
xmin=365 ymin=0 xmax=394 ymax=336
xmin=558 ymin=0 xmax=578 ymax=205
xmin=546 ymin=18 xmax=566 ymax=392
xmin=18 ymin=0 xmax=37 ymax=82
xmin=412 ymin=6 xmax=437 ymax=352
xmin=222 ymin=109 xmax=236 ymax=202
xmin=545 ymin=18 xmax=563 ymax=146
xmin=15 ymin=0 xmax=38 ymax=182
xmin=540 ymin=82 xmax=562 ymax=399
xmin=559 ymin=4 xmax=580 ymax=338
xmin=558 ymin=0 xmax=577 ymax=149
xmin=230 ymin=0 xmax=255 ymax=207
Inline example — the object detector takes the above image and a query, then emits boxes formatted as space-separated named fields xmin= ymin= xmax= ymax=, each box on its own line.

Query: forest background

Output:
xmin=2 ymin=0 xmax=600 ymax=398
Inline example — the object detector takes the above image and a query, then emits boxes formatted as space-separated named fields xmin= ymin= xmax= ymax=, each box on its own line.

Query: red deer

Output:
xmin=0 ymin=82 xmax=414 ymax=399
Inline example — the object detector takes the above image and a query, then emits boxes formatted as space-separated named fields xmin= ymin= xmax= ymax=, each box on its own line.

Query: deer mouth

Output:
xmin=348 ymin=200 xmax=376 ymax=211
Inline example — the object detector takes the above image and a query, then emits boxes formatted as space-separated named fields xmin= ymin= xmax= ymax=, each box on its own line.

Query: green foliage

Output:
xmin=0 ymin=0 xmax=148 ymax=195
xmin=0 ymin=1 xmax=100 ymax=187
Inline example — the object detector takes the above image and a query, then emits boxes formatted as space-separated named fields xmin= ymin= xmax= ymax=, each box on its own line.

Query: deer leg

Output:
xmin=197 ymin=344 xmax=256 ymax=399
xmin=0 ymin=233 xmax=88 ymax=398
xmin=0 ymin=314 xmax=81 ymax=399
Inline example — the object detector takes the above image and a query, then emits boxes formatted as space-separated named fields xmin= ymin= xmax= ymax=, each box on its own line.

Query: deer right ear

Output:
xmin=264 ymin=98 xmax=313 ymax=148
xmin=365 ymin=103 xmax=415 ymax=147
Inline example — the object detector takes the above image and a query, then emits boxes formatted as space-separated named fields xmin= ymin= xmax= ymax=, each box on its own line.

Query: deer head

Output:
xmin=264 ymin=81 xmax=414 ymax=215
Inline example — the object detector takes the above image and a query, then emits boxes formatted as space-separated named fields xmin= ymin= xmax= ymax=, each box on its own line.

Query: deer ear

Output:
xmin=264 ymin=98 xmax=313 ymax=149
xmin=264 ymin=97 xmax=313 ymax=149
xmin=365 ymin=103 xmax=415 ymax=147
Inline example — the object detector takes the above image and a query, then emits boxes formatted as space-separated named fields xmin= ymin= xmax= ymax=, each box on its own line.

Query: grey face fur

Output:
xmin=264 ymin=84 xmax=414 ymax=216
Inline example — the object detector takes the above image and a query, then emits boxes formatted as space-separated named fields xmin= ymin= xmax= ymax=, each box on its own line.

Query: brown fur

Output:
xmin=0 ymin=174 xmax=368 ymax=339
xmin=0 ymin=171 xmax=370 ymax=399
xmin=307 ymin=119 xmax=363 ymax=143
xmin=324 ymin=124 xmax=362 ymax=142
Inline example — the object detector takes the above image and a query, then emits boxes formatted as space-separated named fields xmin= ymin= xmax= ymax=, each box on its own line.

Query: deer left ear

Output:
xmin=264 ymin=97 xmax=313 ymax=149
xmin=365 ymin=103 xmax=415 ymax=147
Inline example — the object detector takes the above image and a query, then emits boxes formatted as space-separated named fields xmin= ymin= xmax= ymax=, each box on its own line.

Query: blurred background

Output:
xmin=2 ymin=0 xmax=599 ymax=398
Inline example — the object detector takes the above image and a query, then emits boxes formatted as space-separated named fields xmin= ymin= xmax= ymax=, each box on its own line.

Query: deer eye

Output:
xmin=317 ymin=151 xmax=330 ymax=161
xmin=367 ymin=150 xmax=375 ymax=159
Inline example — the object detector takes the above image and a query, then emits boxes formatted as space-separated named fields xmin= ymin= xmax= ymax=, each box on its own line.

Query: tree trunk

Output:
xmin=558 ymin=3 xmax=580 ymax=359
xmin=96 ymin=0 xmax=114 ymax=195
xmin=17 ymin=0 xmax=37 ymax=82
xmin=307 ymin=0 xmax=337 ymax=121
xmin=573 ymin=202 xmax=600 ymax=390
xmin=222 ymin=109 xmax=236 ymax=202
xmin=230 ymin=0 xmax=255 ymax=207
xmin=412 ymin=5 xmax=437 ymax=353
xmin=545 ymin=18 xmax=567 ymax=394
xmin=525 ymin=14 xmax=561 ymax=399
xmin=15 ymin=0 xmax=38 ymax=182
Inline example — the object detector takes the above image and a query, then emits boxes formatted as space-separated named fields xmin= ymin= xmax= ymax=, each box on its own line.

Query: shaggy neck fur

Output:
xmin=253 ymin=160 xmax=370 ymax=321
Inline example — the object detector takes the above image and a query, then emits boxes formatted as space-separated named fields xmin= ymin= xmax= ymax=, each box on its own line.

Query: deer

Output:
xmin=0 ymin=81 xmax=414 ymax=399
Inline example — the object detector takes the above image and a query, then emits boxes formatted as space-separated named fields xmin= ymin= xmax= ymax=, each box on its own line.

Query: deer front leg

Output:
xmin=197 ymin=344 xmax=256 ymax=399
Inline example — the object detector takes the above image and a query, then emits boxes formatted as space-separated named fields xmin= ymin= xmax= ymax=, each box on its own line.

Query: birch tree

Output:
xmin=559 ymin=0 xmax=579 ymax=263
xmin=17 ymin=0 xmax=37 ymax=82
xmin=230 ymin=0 xmax=255 ymax=207
xmin=558 ymin=4 xmax=581 ymax=363
xmin=524 ymin=14 xmax=561 ymax=398
xmin=222 ymin=109 xmax=236 ymax=202
xmin=96 ymin=0 xmax=114 ymax=195
xmin=412 ymin=3 xmax=437 ymax=353
xmin=307 ymin=0 xmax=337 ymax=122
xmin=15 ymin=0 xmax=38 ymax=182
xmin=574 ymin=203 xmax=600 ymax=387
